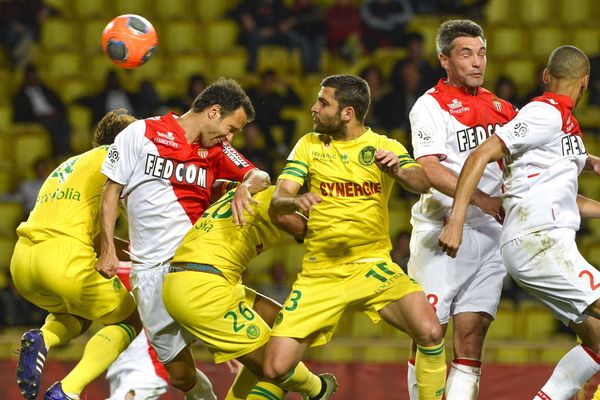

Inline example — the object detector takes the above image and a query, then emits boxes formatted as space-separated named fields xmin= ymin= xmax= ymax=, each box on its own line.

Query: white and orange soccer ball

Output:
xmin=102 ymin=14 xmax=158 ymax=69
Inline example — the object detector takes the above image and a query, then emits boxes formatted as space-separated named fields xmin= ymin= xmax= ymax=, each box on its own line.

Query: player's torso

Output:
xmin=302 ymin=131 xmax=394 ymax=263
xmin=173 ymin=187 xmax=282 ymax=283
xmin=411 ymin=83 xmax=516 ymax=228
xmin=18 ymin=147 xmax=108 ymax=244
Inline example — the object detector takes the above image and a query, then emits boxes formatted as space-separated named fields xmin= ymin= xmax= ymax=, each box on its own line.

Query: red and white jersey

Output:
xmin=495 ymin=92 xmax=587 ymax=246
xmin=101 ymin=112 xmax=255 ymax=266
xmin=410 ymin=79 xmax=517 ymax=230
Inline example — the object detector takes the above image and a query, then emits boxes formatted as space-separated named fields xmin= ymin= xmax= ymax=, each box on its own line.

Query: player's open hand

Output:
xmin=294 ymin=192 xmax=322 ymax=214
xmin=95 ymin=252 xmax=120 ymax=279
xmin=439 ymin=219 xmax=464 ymax=258
xmin=232 ymin=185 xmax=258 ymax=226
xmin=375 ymin=149 xmax=400 ymax=175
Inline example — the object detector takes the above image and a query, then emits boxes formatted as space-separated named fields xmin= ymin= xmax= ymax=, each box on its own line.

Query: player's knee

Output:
xmin=168 ymin=368 xmax=197 ymax=392
xmin=263 ymin=358 xmax=292 ymax=381
xmin=413 ymin=320 xmax=444 ymax=347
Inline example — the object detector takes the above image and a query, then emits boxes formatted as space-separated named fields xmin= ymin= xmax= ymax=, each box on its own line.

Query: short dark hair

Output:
xmin=93 ymin=108 xmax=136 ymax=147
xmin=191 ymin=77 xmax=255 ymax=122
xmin=436 ymin=19 xmax=486 ymax=56
xmin=547 ymin=45 xmax=590 ymax=80
xmin=321 ymin=74 xmax=371 ymax=123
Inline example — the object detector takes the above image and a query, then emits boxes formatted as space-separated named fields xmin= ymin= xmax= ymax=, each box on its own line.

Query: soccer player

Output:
xmin=266 ymin=74 xmax=447 ymax=399
xmin=11 ymin=109 xmax=142 ymax=400
xmin=95 ymin=78 xmax=271 ymax=400
xmin=162 ymin=185 xmax=336 ymax=400
xmin=439 ymin=45 xmax=600 ymax=400
xmin=106 ymin=262 xmax=170 ymax=400
xmin=406 ymin=19 xmax=517 ymax=399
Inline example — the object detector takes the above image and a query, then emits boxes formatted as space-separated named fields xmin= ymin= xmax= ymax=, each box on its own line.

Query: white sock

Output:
xmin=446 ymin=359 xmax=481 ymax=400
xmin=535 ymin=344 xmax=600 ymax=400
xmin=184 ymin=369 xmax=217 ymax=400
xmin=407 ymin=359 xmax=418 ymax=400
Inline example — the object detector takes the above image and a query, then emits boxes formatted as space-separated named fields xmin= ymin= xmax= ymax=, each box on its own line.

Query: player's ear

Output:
xmin=208 ymin=104 xmax=221 ymax=119
xmin=341 ymin=106 xmax=353 ymax=122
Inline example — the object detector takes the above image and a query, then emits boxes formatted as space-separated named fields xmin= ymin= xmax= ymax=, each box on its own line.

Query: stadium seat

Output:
xmin=571 ymin=27 xmax=600 ymax=58
xmin=351 ymin=313 xmax=386 ymax=338
xmin=81 ymin=19 xmax=108 ymax=55
xmin=171 ymin=55 xmax=209 ymax=84
xmin=489 ymin=27 xmax=527 ymax=59
xmin=14 ymin=130 xmax=52 ymax=172
xmin=153 ymin=0 xmax=190 ymax=20
xmin=579 ymin=173 xmax=600 ymax=199
xmin=194 ymin=0 xmax=239 ymax=21
xmin=486 ymin=301 xmax=516 ymax=339
xmin=361 ymin=345 xmax=403 ymax=363
xmin=68 ymin=105 xmax=92 ymax=132
xmin=577 ymin=105 xmax=600 ymax=130
xmin=0 ymin=104 xmax=11 ymax=131
xmin=162 ymin=22 xmax=200 ymax=54
xmin=0 ymin=236 xmax=16 ymax=267
xmin=202 ymin=20 xmax=240 ymax=55
xmin=307 ymin=343 xmax=356 ymax=363
xmin=500 ymin=58 xmax=538 ymax=96
xmin=44 ymin=51 xmax=82 ymax=82
xmin=113 ymin=0 xmax=152 ymax=18
xmin=388 ymin=207 xmax=411 ymax=238
xmin=86 ymin=56 xmax=118 ymax=86
xmin=406 ymin=17 xmax=440 ymax=60
xmin=483 ymin=0 xmax=514 ymax=25
xmin=128 ymin=55 xmax=165 ymax=84
xmin=152 ymin=81 xmax=179 ymax=101
xmin=0 ymin=168 xmax=14 ymax=194
xmin=530 ymin=27 xmax=565 ymax=60
xmin=560 ymin=0 xmax=593 ymax=25
xmin=58 ymin=78 xmax=94 ymax=104
xmin=72 ymin=0 xmax=110 ymax=19
xmin=41 ymin=18 xmax=76 ymax=51
xmin=493 ymin=347 xmax=531 ymax=363
xmin=212 ymin=53 xmax=247 ymax=80
xmin=0 ymin=202 xmax=23 ymax=236
xmin=257 ymin=45 xmax=290 ymax=75
xmin=518 ymin=301 xmax=557 ymax=340
xmin=518 ymin=0 xmax=555 ymax=24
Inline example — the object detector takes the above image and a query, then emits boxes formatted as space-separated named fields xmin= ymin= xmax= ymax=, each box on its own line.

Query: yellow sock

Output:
xmin=592 ymin=384 xmax=600 ymax=400
xmin=416 ymin=340 xmax=446 ymax=400
xmin=225 ymin=366 xmax=259 ymax=400
xmin=247 ymin=382 xmax=285 ymax=400
xmin=61 ymin=323 xmax=136 ymax=395
xmin=277 ymin=362 xmax=321 ymax=398
xmin=41 ymin=314 xmax=83 ymax=350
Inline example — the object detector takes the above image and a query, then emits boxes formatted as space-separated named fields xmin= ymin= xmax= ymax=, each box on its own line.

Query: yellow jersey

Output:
xmin=279 ymin=129 xmax=419 ymax=267
xmin=17 ymin=146 xmax=109 ymax=246
xmin=172 ymin=186 xmax=282 ymax=284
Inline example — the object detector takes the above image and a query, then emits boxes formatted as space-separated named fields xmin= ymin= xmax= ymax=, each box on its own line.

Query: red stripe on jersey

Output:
xmin=531 ymin=92 xmax=582 ymax=137
xmin=536 ymin=390 xmax=552 ymax=400
xmin=527 ymin=173 xmax=540 ymax=178
xmin=144 ymin=113 xmax=255 ymax=222
xmin=453 ymin=358 xmax=482 ymax=368
xmin=581 ymin=343 xmax=600 ymax=365
xmin=428 ymin=79 xmax=517 ymax=128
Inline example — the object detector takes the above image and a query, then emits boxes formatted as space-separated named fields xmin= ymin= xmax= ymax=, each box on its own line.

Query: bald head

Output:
xmin=547 ymin=45 xmax=589 ymax=80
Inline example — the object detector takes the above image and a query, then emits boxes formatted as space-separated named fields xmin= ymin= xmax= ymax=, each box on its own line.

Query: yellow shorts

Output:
xmin=162 ymin=270 xmax=271 ymax=363
xmin=10 ymin=236 xmax=134 ymax=322
xmin=270 ymin=259 xmax=422 ymax=347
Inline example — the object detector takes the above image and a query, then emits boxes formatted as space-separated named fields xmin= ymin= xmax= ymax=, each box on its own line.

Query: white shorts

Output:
xmin=501 ymin=228 xmax=600 ymax=325
xmin=408 ymin=224 xmax=505 ymax=324
xmin=130 ymin=263 xmax=196 ymax=363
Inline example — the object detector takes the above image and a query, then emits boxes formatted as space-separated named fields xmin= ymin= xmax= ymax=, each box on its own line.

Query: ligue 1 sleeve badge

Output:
xmin=198 ymin=147 xmax=208 ymax=158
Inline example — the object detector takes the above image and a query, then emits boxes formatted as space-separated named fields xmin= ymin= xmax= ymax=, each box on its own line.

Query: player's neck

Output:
xmin=178 ymin=111 xmax=202 ymax=144
xmin=546 ymin=82 xmax=583 ymax=108
xmin=332 ymin=124 xmax=367 ymax=141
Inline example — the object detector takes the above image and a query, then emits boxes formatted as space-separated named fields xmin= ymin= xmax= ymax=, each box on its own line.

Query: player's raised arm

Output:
xmin=375 ymin=149 xmax=430 ymax=194
xmin=95 ymin=179 xmax=124 ymax=278
xmin=231 ymin=168 xmax=271 ymax=226
xmin=439 ymin=135 xmax=509 ymax=257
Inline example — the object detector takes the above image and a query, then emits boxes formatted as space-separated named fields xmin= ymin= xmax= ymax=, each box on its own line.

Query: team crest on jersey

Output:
xmin=246 ymin=324 xmax=260 ymax=339
xmin=492 ymin=97 xmax=502 ymax=112
xmin=198 ymin=147 xmax=209 ymax=158
xmin=256 ymin=243 xmax=264 ymax=255
xmin=112 ymin=278 xmax=122 ymax=291
xmin=274 ymin=312 xmax=284 ymax=326
xmin=358 ymin=146 xmax=376 ymax=166
xmin=50 ymin=156 xmax=80 ymax=183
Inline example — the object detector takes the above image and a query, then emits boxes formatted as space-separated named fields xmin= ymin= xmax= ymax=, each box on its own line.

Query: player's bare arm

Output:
xmin=375 ymin=149 xmax=430 ymax=193
xmin=95 ymin=179 xmax=124 ymax=278
xmin=232 ymin=168 xmax=270 ymax=226
xmin=584 ymin=153 xmax=600 ymax=175
xmin=577 ymin=194 xmax=600 ymax=218
xmin=270 ymin=179 xmax=322 ymax=215
xmin=268 ymin=206 xmax=308 ymax=242
xmin=418 ymin=154 xmax=504 ymax=223
xmin=439 ymin=135 xmax=509 ymax=258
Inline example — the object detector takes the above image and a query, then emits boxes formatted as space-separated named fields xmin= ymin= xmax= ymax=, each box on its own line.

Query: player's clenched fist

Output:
xmin=294 ymin=192 xmax=322 ymax=213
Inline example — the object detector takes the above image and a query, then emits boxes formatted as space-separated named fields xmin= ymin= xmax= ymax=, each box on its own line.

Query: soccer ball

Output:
xmin=102 ymin=14 xmax=157 ymax=69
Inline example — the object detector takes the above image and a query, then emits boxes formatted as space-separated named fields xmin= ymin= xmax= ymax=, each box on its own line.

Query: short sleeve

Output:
xmin=410 ymin=95 xmax=449 ymax=160
xmin=495 ymin=101 xmax=562 ymax=156
xmin=384 ymin=137 xmax=420 ymax=169
xmin=278 ymin=135 xmax=310 ymax=185
xmin=216 ymin=143 xmax=256 ymax=181
xmin=101 ymin=120 xmax=146 ymax=185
